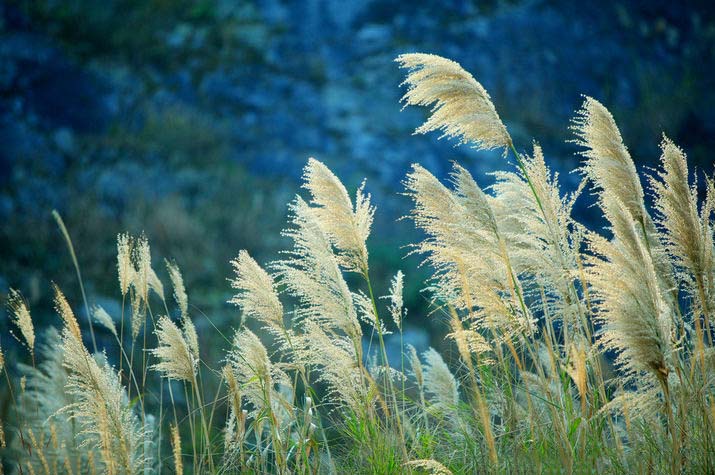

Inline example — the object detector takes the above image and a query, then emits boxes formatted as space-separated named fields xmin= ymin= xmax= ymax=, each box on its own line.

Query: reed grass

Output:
xmin=1 ymin=52 xmax=713 ymax=474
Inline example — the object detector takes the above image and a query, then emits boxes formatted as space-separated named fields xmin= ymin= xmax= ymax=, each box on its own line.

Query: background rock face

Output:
xmin=1 ymin=1 xmax=713 ymax=349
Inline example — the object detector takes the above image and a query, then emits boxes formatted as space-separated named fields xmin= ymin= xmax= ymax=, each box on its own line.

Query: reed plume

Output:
xmin=572 ymin=96 xmax=678 ymax=341
xmin=650 ymin=137 xmax=714 ymax=321
xmin=225 ymin=328 xmax=294 ymax=469
xmin=421 ymin=348 xmax=459 ymax=416
xmin=404 ymin=163 xmax=534 ymax=340
xmin=275 ymin=196 xmax=361 ymax=343
xmin=650 ymin=137 xmax=701 ymax=268
xmin=354 ymin=290 xmax=390 ymax=335
xmin=230 ymin=250 xmax=285 ymax=336
xmin=15 ymin=328 xmax=95 ymax=472
xmin=404 ymin=459 xmax=453 ymax=475
xmin=93 ymin=306 xmax=118 ymax=338
xmin=396 ymin=53 xmax=511 ymax=152
xmin=571 ymin=96 xmax=646 ymax=224
xmin=222 ymin=364 xmax=243 ymax=425
xmin=8 ymin=288 xmax=35 ymax=355
xmin=491 ymin=144 xmax=584 ymax=332
xmin=302 ymin=157 xmax=374 ymax=275
xmin=117 ymin=233 xmax=135 ymax=297
xmin=222 ymin=363 xmax=247 ymax=460
xmin=295 ymin=320 xmax=367 ymax=412
xmin=150 ymin=316 xmax=198 ymax=383
xmin=384 ymin=270 xmax=405 ymax=330
xmin=565 ymin=339 xmax=589 ymax=412
xmin=225 ymin=328 xmax=274 ymax=414
xmin=132 ymin=234 xmax=152 ymax=302
xmin=171 ymin=424 xmax=183 ymax=475
xmin=165 ymin=259 xmax=188 ymax=319
xmin=57 ymin=285 xmax=144 ymax=474
xmin=122 ymin=234 xmax=164 ymax=339
xmin=54 ymin=284 xmax=82 ymax=342
xmin=587 ymin=198 xmax=673 ymax=386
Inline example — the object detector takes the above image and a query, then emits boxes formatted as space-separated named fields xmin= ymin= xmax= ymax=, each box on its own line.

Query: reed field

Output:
xmin=1 ymin=53 xmax=713 ymax=474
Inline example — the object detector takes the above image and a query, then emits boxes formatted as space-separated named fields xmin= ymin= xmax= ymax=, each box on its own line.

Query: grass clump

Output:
xmin=1 ymin=53 xmax=714 ymax=474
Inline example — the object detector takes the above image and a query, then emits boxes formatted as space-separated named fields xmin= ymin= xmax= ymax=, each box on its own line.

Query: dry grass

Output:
xmin=1 ymin=53 xmax=714 ymax=474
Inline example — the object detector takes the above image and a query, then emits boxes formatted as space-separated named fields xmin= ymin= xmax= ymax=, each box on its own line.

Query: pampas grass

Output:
xmin=229 ymin=251 xmax=285 ymax=336
xmin=57 ymin=284 xmax=145 ymax=474
xmin=396 ymin=53 xmax=511 ymax=152
xmin=571 ymin=96 xmax=647 ymax=224
xmin=302 ymin=157 xmax=374 ymax=276
xmin=166 ymin=259 xmax=189 ymax=320
xmin=404 ymin=459 xmax=453 ymax=475
xmin=151 ymin=316 xmax=198 ymax=383
xmin=2 ymin=52 xmax=713 ymax=475
xmin=7 ymin=289 xmax=35 ymax=356
xmin=172 ymin=423 xmax=184 ymax=475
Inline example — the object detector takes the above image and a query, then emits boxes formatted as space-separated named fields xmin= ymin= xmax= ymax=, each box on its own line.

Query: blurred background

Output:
xmin=1 ymin=0 xmax=714 ymax=358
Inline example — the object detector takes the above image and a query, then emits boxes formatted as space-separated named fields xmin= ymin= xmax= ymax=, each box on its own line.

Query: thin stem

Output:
xmin=52 ymin=210 xmax=97 ymax=353
xmin=191 ymin=371 xmax=215 ymax=473
xmin=183 ymin=383 xmax=197 ymax=471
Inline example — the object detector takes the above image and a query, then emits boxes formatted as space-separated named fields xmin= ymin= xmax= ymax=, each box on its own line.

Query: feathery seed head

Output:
xmin=128 ymin=233 xmax=166 ymax=339
xmin=572 ymin=97 xmax=677 ymax=322
xmin=8 ymin=288 xmax=35 ymax=354
xmin=226 ymin=329 xmax=273 ymax=414
xmin=451 ymin=163 xmax=500 ymax=235
xmin=295 ymin=321 xmax=366 ymax=410
xmin=92 ymin=306 xmax=117 ymax=337
xmin=182 ymin=315 xmax=200 ymax=361
xmin=53 ymin=284 xmax=81 ymax=342
xmin=132 ymin=234 xmax=152 ymax=300
xmin=566 ymin=339 xmax=589 ymax=404
xmin=405 ymin=164 xmax=535 ymax=338
xmin=229 ymin=251 xmax=284 ymax=333
xmin=224 ymin=408 xmax=248 ymax=456
xmin=571 ymin=96 xmax=646 ymax=223
xmin=405 ymin=163 xmax=501 ymax=253
xmin=404 ymin=459 xmax=453 ymax=475
xmin=116 ymin=233 xmax=134 ymax=296
xmin=491 ymin=143 xmax=569 ymax=244
xmin=171 ymin=424 xmax=183 ymax=475
xmin=449 ymin=328 xmax=493 ymax=364
xmin=650 ymin=136 xmax=705 ymax=278
xmin=61 ymin=318 xmax=143 ymax=472
xmin=276 ymin=196 xmax=362 ymax=341
xmin=151 ymin=316 xmax=197 ymax=382
xmin=422 ymin=348 xmax=459 ymax=411
xmin=396 ymin=53 xmax=511 ymax=153
xmin=407 ymin=344 xmax=424 ymax=388
xmin=353 ymin=290 xmax=390 ymax=335
xmin=490 ymin=144 xmax=583 ymax=327
xmin=165 ymin=259 xmax=188 ymax=319
xmin=384 ymin=270 xmax=405 ymax=330
xmin=223 ymin=364 xmax=242 ymax=419
xmin=147 ymin=267 xmax=165 ymax=301
xmin=302 ymin=158 xmax=373 ymax=275
xmin=130 ymin=292 xmax=143 ymax=341
xmin=588 ymin=198 xmax=673 ymax=383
